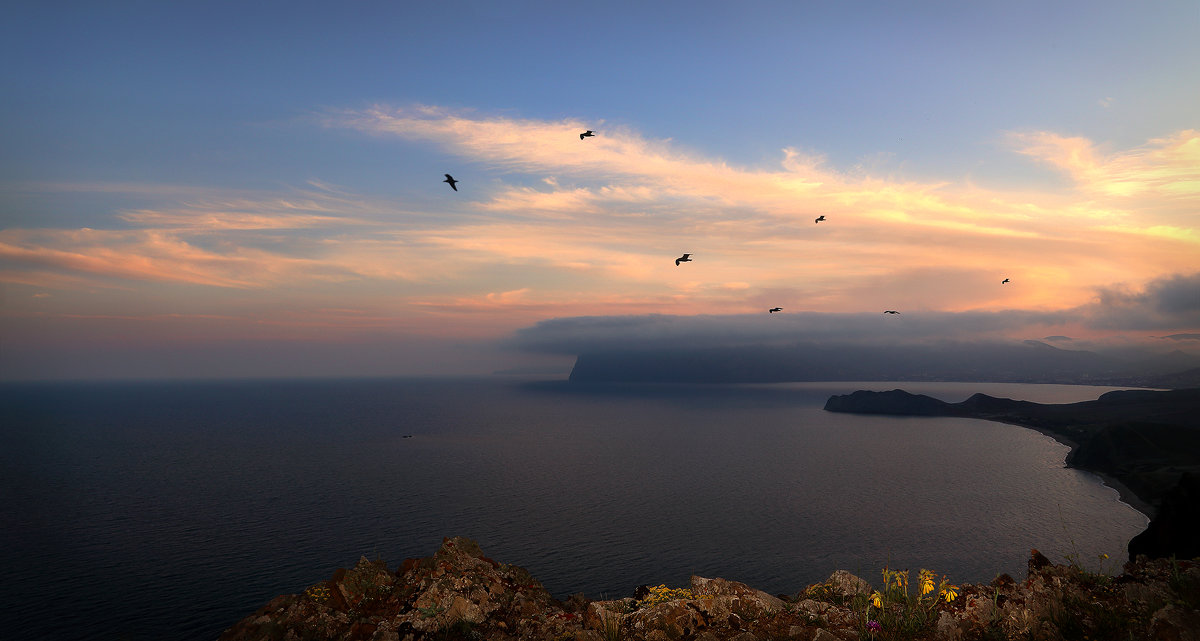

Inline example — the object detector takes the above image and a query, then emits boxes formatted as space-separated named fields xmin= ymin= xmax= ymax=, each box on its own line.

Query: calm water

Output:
xmin=0 ymin=378 xmax=1149 ymax=641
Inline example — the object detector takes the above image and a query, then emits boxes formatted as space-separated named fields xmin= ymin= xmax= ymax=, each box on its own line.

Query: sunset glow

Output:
xmin=2 ymin=2 xmax=1197 ymax=379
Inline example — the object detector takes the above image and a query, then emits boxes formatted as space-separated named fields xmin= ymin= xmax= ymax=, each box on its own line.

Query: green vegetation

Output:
xmin=302 ymin=585 xmax=330 ymax=605
xmin=802 ymin=580 xmax=851 ymax=607
xmin=417 ymin=604 xmax=445 ymax=619
xmin=597 ymin=609 xmax=624 ymax=641
xmin=431 ymin=618 xmax=482 ymax=641
xmin=855 ymin=568 xmax=959 ymax=641
xmin=636 ymin=584 xmax=695 ymax=608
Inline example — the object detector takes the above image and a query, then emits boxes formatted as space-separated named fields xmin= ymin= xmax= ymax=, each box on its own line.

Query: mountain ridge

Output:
xmin=567 ymin=342 xmax=1200 ymax=388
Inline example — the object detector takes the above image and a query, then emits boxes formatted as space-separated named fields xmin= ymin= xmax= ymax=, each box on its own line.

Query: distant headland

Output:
xmin=824 ymin=388 xmax=1200 ymax=562
xmin=565 ymin=341 xmax=1200 ymax=388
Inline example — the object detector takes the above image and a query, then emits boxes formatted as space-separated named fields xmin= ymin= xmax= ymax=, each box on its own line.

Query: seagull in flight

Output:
xmin=1002 ymin=278 xmax=1010 ymax=284
xmin=580 ymin=130 xmax=595 ymax=140
xmin=675 ymin=253 xmax=692 ymax=266
xmin=769 ymin=307 xmax=782 ymax=313
xmin=815 ymin=215 xmax=826 ymax=223
xmin=883 ymin=310 xmax=900 ymax=314
xmin=443 ymin=174 xmax=458 ymax=191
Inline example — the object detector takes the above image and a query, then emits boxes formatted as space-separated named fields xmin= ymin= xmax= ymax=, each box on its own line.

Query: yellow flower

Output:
xmin=871 ymin=591 xmax=883 ymax=608
xmin=1100 ymin=553 xmax=1109 ymax=560
xmin=942 ymin=585 xmax=959 ymax=602
xmin=638 ymin=585 xmax=695 ymax=606
xmin=304 ymin=585 xmax=331 ymax=604
xmin=919 ymin=569 xmax=935 ymax=595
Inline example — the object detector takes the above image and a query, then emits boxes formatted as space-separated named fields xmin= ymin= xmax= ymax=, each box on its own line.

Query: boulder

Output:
xmin=1148 ymin=604 xmax=1200 ymax=641
xmin=690 ymin=576 xmax=786 ymax=616
xmin=824 ymin=570 xmax=870 ymax=597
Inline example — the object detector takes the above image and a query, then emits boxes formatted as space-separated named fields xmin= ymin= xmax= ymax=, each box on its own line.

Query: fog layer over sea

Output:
xmin=1 ymin=378 xmax=1148 ymax=641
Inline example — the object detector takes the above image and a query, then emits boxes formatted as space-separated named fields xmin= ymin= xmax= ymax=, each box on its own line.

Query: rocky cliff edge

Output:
xmin=219 ymin=536 xmax=1200 ymax=641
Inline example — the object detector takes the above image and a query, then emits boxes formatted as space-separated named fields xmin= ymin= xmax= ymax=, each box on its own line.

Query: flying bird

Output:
xmin=815 ymin=215 xmax=826 ymax=223
xmin=443 ymin=174 xmax=458 ymax=191
xmin=1002 ymin=278 xmax=1010 ymax=284
xmin=580 ymin=130 xmax=594 ymax=140
xmin=675 ymin=253 xmax=692 ymax=266
xmin=883 ymin=310 xmax=900 ymax=314
xmin=769 ymin=307 xmax=782 ymax=313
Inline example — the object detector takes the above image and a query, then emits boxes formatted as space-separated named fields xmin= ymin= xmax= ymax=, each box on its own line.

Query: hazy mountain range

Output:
xmin=566 ymin=340 xmax=1200 ymax=387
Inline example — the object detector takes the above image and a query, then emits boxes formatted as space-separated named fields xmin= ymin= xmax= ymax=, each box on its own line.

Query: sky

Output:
xmin=1 ymin=1 xmax=1198 ymax=380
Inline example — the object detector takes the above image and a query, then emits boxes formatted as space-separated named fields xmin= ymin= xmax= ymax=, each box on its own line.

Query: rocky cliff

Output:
xmin=823 ymin=388 xmax=1200 ymax=561
xmin=219 ymin=537 xmax=1200 ymax=641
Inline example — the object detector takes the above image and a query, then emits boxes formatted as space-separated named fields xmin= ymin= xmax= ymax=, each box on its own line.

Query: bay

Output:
xmin=0 ymin=378 xmax=1149 ymax=640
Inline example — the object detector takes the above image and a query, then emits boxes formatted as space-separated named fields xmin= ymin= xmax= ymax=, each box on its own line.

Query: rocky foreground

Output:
xmin=220 ymin=537 xmax=1199 ymax=641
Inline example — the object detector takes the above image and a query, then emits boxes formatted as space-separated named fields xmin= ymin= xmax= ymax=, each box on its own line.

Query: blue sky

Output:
xmin=2 ymin=1 xmax=1198 ymax=379
xmin=8 ymin=1 xmax=1196 ymax=189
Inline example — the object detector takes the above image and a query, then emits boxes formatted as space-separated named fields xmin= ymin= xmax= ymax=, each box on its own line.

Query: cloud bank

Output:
xmin=512 ymin=272 xmax=1200 ymax=355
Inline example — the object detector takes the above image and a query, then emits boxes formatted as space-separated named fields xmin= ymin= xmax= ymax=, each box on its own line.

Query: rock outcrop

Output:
xmin=219 ymin=537 xmax=1200 ymax=641
xmin=1129 ymin=471 xmax=1200 ymax=561
xmin=821 ymin=389 xmax=956 ymax=416
xmin=824 ymin=388 xmax=1200 ymax=561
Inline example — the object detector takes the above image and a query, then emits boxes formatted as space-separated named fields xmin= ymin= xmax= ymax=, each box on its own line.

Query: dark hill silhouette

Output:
xmin=566 ymin=342 xmax=1200 ymax=387
xmin=1129 ymin=471 xmax=1200 ymax=560
xmin=821 ymin=389 xmax=957 ymax=415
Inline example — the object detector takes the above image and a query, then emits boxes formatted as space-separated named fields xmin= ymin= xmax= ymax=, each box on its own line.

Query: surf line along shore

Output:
xmin=822 ymin=387 xmax=1200 ymax=561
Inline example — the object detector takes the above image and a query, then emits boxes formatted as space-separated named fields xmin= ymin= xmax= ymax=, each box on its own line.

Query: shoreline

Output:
xmin=824 ymin=386 xmax=1200 ymax=561
xmin=984 ymin=417 xmax=1156 ymax=519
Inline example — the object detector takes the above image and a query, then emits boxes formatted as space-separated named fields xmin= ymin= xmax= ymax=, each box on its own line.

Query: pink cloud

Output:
xmin=0 ymin=228 xmax=343 ymax=289
xmin=3 ymin=108 xmax=1196 ymax=352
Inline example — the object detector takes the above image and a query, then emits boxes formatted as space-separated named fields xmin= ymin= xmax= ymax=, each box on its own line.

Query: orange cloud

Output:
xmin=4 ymin=108 xmax=1196 ymax=344
xmin=334 ymin=105 xmax=1189 ymax=246
xmin=330 ymin=105 xmax=837 ymax=209
xmin=330 ymin=104 xmax=1197 ymax=287
xmin=0 ymin=228 xmax=345 ymax=289
xmin=1009 ymin=129 xmax=1200 ymax=200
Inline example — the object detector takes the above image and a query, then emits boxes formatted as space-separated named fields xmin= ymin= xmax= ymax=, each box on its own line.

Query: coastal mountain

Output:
xmin=823 ymin=388 xmax=1200 ymax=561
xmin=1146 ymin=366 xmax=1200 ymax=389
xmin=567 ymin=341 xmax=1200 ymax=387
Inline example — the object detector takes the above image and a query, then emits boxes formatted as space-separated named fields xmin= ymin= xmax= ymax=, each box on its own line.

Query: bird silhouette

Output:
xmin=1002 ymin=278 xmax=1010 ymax=284
xmin=815 ymin=215 xmax=826 ymax=223
xmin=883 ymin=310 xmax=900 ymax=314
xmin=769 ymin=307 xmax=782 ymax=313
xmin=580 ymin=130 xmax=594 ymax=140
xmin=443 ymin=174 xmax=458 ymax=191
xmin=675 ymin=253 xmax=692 ymax=266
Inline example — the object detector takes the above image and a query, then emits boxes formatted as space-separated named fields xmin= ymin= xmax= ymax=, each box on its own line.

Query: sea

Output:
xmin=0 ymin=377 xmax=1151 ymax=641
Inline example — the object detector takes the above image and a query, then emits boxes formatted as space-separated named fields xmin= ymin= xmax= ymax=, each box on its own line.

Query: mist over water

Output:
xmin=1 ymin=378 xmax=1147 ymax=640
